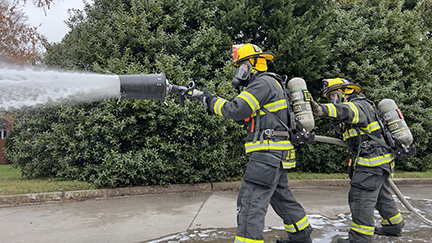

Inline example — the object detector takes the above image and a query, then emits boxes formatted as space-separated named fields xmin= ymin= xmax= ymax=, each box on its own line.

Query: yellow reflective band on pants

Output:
xmin=381 ymin=212 xmax=403 ymax=225
xmin=284 ymin=216 xmax=310 ymax=233
xmin=350 ymin=222 xmax=374 ymax=236
xmin=355 ymin=153 xmax=394 ymax=167
xmin=282 ymin=160 xmax=296 ymax=169
xmin=245 ymin=140 xmax=294 ymax=153
xmin=234 ymin=236 xmax=264 ymax=243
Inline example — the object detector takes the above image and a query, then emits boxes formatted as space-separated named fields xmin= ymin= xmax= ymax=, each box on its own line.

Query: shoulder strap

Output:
xmin=261 ymin=107 xmax=291 ymax=132
xmin=256 ymin=72 xmax=285 ymax=87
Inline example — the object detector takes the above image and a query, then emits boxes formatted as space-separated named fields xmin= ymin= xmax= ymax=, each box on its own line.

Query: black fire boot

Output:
xmin=336 ymin=238 xmax=351 ymax=243
xmin=276 ymin=225 xmax=313 ymax=243
xmin=374 ymin=221 xmax=405 ymax=237
xmin=276 ymin=237 xmax=312 ymax=243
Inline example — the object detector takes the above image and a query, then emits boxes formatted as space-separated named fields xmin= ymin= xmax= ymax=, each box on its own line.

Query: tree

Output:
xmin=0 ymin=0 xmax=44 ymax=65
xmin=417 ymin=0 xmax=432 ymax=37
xmin=16 ymin=0 xmax=54 ymax=10
xmin=212 ymin=0 xmax=334 ymax=82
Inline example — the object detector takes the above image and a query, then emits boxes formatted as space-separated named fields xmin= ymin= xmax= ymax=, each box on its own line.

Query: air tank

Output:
xmin=377 ymin=98 xmax=413 ymax=147
xmin=287 ymin=77 xmax=314 ymax=133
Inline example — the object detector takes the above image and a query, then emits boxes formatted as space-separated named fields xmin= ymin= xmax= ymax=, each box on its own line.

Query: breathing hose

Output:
xmin=314 ymin=135 xmax=432 ymax=226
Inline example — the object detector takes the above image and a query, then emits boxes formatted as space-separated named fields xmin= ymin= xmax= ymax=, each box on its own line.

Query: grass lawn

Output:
xmin=0 ymin=165 xmax=97 ymax=196
xmin=1 ymin=164 xmax=431 ymax=196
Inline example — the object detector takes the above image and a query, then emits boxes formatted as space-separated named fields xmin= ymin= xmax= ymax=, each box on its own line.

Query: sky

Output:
xmin=23 ymin=0 xmax=87 ymax=43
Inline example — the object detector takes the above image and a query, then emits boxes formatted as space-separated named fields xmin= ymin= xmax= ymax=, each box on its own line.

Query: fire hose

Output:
xmin=314 ymin=135 xmax=432 ymax=226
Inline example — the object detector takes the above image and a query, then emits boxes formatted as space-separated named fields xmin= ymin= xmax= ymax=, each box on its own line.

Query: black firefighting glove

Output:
xmin=310 ymin=96 xmax=323 ymax=117
xmin=199 ymin=88 xmax=216 ymax=108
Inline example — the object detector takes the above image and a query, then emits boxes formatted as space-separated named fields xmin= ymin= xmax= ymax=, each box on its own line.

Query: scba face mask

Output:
xmin=327 ymin=90 xmax=342 ymax=104
xmin=232 ymin=62 xmax=252 ymax=88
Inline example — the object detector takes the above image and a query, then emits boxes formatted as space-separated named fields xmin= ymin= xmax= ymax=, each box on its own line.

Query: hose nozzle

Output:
xmin=118 ymin=72 xmax=203 ymax=107
xmin=119 ymin=72 xmax=168 ymax=101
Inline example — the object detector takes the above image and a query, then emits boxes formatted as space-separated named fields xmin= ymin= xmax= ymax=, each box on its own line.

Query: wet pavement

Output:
xmin=0 ymin=182 xmax=431 ymax=243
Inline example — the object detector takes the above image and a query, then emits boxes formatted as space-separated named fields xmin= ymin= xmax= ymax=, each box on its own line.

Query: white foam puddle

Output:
xmin=145 ymin=198 xmax=432 ymax=243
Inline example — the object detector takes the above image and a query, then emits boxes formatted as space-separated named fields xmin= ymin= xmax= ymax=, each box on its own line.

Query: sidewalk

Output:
xmin=2 ymin=178 xmax=431 ymax=206
xmin=0 ymin=178 xmax=431 ymax=243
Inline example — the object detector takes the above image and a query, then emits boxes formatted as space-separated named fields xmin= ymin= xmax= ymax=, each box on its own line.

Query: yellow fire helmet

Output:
xmin=322 ymin=77 xmax=362 ymax=97
xmin=232 ymin=43 xmax=275 ymax=71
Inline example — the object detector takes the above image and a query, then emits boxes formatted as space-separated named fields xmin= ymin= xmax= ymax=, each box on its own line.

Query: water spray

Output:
xmin=314 ymin=135 xmax=432 ymax=227
xmin=0 ymin=66 xmax=121 ymax=110
xmin=0 ymin=67 xmax=202 ymax=110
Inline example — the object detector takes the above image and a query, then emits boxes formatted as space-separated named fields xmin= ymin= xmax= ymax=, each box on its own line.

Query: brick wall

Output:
xmin=0 ymin=114 xmax=13 ymax=165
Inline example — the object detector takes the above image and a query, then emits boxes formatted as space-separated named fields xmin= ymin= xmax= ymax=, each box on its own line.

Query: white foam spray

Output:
xmin=0 ymin=66 xmax=121 ymax=110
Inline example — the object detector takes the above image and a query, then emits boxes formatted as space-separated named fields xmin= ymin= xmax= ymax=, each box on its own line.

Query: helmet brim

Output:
xmin=323 ymin=83 xmax=362 ymax=97
xmin=233 ymin=52 xmax=275 ymax=66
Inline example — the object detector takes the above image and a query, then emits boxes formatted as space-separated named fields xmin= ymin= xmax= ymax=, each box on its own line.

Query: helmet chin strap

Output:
xmin=340 ymin=87 xmax=349 ymax=102
xmin=252 ymin=56 xmax=258 ymax=70
xmin=341 ymin=91 xmax=346 ymax=102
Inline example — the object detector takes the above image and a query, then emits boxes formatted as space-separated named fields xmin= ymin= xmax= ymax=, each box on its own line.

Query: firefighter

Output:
xmin=310 ymin=78 xmax=405 ymax=243
xmin=198 ymin=43 xmax=313 ymax=243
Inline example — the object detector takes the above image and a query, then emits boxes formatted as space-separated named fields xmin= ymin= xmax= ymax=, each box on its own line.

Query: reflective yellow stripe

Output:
xmin=355 ymin=153 xmax=395 ymax=167
xmin=343 ymin=129 xmax=359 ymax=140
xmin=388 ymin=120 xmax=410 ymax=135
xmin=213 ymin=98 xmax=227 ymax=116
xmin=263 ymin=99 xmax=287 ymax=112
xmin=363 ymin=121 xmax=381 ymax=133
xmin=382 ymin=212 xmax=403 ymax=225
xmin=284 ymin=216 xmax=310 ymax=233
xmin=238 ymin=91 xmax=260 ymax=112
xmin=282 ymin=161 xmax=296 ymax=169
xmin=275 ymin=79 xmax=283 ymax=89
xmin=324 ymin=103 xmax=337 ymax=117
xmin=342 ymin=121 xmax=381 ymax=140
xmin=251 ymin=99 xmax=287 ymax=116
xmin=346 ymin=102 xmax=359 ymax=123
xmin=296 ymin=215 xmax=310 ymax=231
xmin=245 ymin=140 xmax=294 ymax=153
xmin=234 ymin=236 xmax=263 ymax=243
xmin=350 ymin=222 xmax=374 ymax=236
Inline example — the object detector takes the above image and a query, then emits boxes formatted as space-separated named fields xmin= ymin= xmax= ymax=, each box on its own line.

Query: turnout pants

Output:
xmin=348 ymin=166 xmax=404 ymax=243
xmin=235 ymin=152 xmax=311 ymax=243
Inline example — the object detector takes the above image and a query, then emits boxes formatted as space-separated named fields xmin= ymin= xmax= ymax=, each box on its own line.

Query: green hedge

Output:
xmin=5 ymin=98 xmax=247 ymax=187
xmin=4 ymin=0 xmax=432 ymax=188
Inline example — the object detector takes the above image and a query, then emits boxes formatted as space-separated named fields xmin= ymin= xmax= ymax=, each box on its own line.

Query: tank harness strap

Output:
xmin=252 ymin=109 xmax=261 ymax=143
xmin=259 ymin=129 xmax=291 ymax=144
xmin=363 ymin=132 xmax=390 ymax=149
xmin=349 ymin=127 xmax=362 ymax=179
xmin=252 ymin=107 xmax=292 ymax=144
xmin=261 ymin=107 xmax=291 ymax=131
